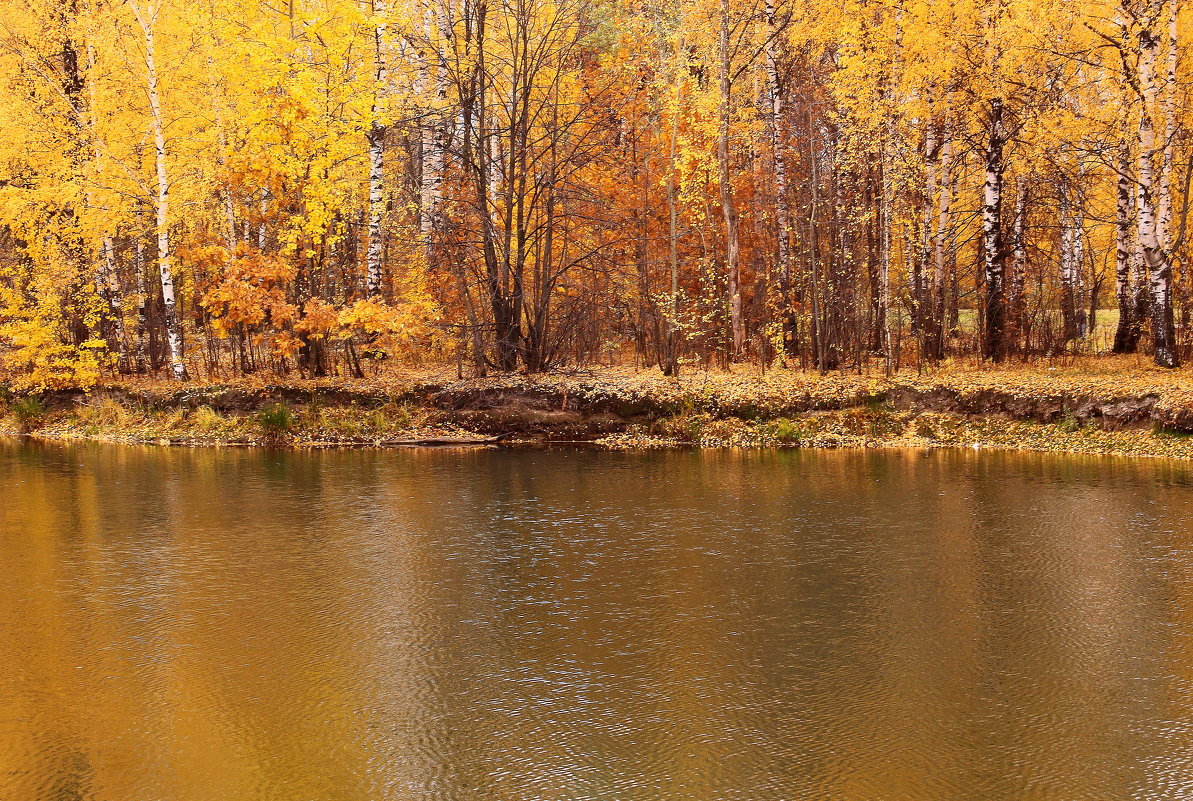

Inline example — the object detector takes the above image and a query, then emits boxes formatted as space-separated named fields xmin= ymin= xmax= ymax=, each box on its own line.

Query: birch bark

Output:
xmin=982 ymin=98 xmax=1009 ymax=361
xmin=763 ymin=0 xmax=791 ymax=333
xmin=129 ymin=0 xmax=186 ymax=380
xmin=1158 ymin=0 xmax=1176 ymax=249
xmin=1009 ymin=175 xmax=1027 ymax=343
xmin=1137 ymin=7 xmax=1178 ymax=367
xmin=366 ymin=0 xmax=389 ymax=298
xmin=418 ymin=4 xmax=448 ymax=255
xmin=1059 ymin=184 xmax=1078 ymax=342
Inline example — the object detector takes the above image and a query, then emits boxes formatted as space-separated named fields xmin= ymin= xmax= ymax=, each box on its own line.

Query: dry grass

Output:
xmin=8 ymin=356 xmax=1193 ymax=458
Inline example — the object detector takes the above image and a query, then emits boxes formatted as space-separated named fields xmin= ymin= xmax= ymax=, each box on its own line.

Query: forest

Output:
xmin=0 ymin=0 xmax=1188 ymax=390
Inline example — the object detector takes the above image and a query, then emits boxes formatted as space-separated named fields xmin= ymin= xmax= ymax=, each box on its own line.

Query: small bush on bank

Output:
xmin=372 ymin=402 xmax=415 ymax=431
xmin=763 ymin=417 xmax=803 ymax=444
xmin=653 ymin=411 xmax=714 ymax=442
xmin=257 ymin=403 xmax=295 ymax=442
xmin=1057 ymin=410 xmax=1081 ymax=433
xmin=75 ymin=398 xmax=132 ymax=432
xmin=8 ymin=396 xmax=45 ymax=433
xmin=188 ymin=405 xmax=227 ymax=434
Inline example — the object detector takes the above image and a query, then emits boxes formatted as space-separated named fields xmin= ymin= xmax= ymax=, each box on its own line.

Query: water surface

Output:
xmin=1 ymin=441 xmax=1192 ymax=800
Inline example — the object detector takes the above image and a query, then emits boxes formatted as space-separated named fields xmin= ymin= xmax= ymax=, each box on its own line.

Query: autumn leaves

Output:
xmin=0 ymin=0 xmax=1188 ymax=390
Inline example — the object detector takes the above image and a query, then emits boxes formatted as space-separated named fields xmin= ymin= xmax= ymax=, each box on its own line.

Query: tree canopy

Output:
xmin=0 ymin=0 xmax=1188 ymax=388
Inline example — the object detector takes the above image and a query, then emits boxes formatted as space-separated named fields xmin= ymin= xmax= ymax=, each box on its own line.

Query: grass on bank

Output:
xmin=0 ymin=394 xmax=456 ymax=446
xmin=52 ymin=352 xmax=1193 ymax=419
xmin=609 ymin=404 xmax=1193 ymax=459
xmin=5 ymin=356 xmax=1193 ymax=458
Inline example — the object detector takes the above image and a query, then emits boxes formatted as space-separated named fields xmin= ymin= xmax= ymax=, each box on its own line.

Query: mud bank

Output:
xmin=6 ymin=366 xmax=1193 ymax=458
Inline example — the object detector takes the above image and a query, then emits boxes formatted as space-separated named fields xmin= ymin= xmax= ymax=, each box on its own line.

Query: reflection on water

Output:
xmin=1 ymin=441 xmax=1192 ymax=800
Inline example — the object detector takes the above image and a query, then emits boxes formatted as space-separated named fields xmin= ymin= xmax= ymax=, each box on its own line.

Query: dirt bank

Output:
xmin=5 ymin=363 xmax=1193 ymax=458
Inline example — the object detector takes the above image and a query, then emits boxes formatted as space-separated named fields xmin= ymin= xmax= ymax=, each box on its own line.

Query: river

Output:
xmin=1 ymin=441 xmax=1191 ymax=800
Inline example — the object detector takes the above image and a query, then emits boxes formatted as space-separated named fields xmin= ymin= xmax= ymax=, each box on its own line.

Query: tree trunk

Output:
xmin=912 ymin=123 xmax=937 ymax=347
xmin=132 ymin=0 xmax=186 ymax=380
xmin=928 ymin=133 xmax=953 ymax=360
xmin=718 ymin=0 xmax=744 ymax=359
xmin=100 ymin=237 xmax=126 ymax=362
xmin=763 ymin=0 xmax=794 ymax=361
xmin=1113 ymin=142 xmax=1139 ymax=352
xmin=84 ymin=42 xmax=126 ymax=366
xmin=663 ymin=43 xmax=683 ymax=375
xmin=133 ymin=231 xmax=150 ymax=372
xmin=1137 ymin=10 xmax=1178 ymax=367
xmin=366 ymin=0 xmax=389 ymax=298
xmin=1059 ymin=183 xmax=1079 ymax=343
xmin=1158 ymin=0 xmax=1177 ymax=250
xmin=1074 ymin=201 xmax=1087 ymax=337
xmin=418 ymin=4 xmax=447 ymax=257
xmin=471 ymin=1 xmax=518 ymax=370
xmin=1009 ymin=175 xmax=1027 ymax=349
xmin=879 ymin=151 xmax=893 ymax=372
xmin=982 ymin=97 xmax=1009 ymax=362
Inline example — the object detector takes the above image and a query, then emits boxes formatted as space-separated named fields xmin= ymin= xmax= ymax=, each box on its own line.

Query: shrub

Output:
xmin=653 ymin=411 xmax=713 ymax=443
xmin=8 ymin=396 xmax=44 ymax=433
xmin=189 ymin=405 xmax=226 ymax=434
xmin=1057 ymin=410 xmax=1080 ymax=433
xmin=75 ymin=398 xmax=130 ymax=432
xmin=256 ymin=403 xmax=295 ymax=442
xmin=764 ymin=417 xmax=803 ymax=444
xmin=370 ymin=402 xmax=415 ymax=432
xmin=864 ymin=392 xmax=887 ymax=411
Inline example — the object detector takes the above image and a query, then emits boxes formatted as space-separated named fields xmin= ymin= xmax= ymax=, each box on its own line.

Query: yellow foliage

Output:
xmin=195 ymin=245 xmax=298 ymax=336
xmin=0 ymin=315 xmax=106 ymax=392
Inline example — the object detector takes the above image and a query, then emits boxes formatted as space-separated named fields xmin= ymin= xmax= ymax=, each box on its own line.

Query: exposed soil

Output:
xmin=7 ymin=363 xmax=1193 ymax=458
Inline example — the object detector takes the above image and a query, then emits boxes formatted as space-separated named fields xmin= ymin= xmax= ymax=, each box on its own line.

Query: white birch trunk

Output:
xmin=933 ymin=136 xmax=953 ymax=306
xmin=1074 ymin=206 xmax=1086 ymax=337
xmin=133 ymin=233 xmax=149 ymax=371
xmin=763 ymin=0 xmax=791 ymax=295
xmin=982 ymin=97 xmax=1008 ymax=361
xmin=101 ymin=236 xmax=126 ymax=353
xmin=131 ymin=0 xmax=186 ymax=380
xmin=258 ymin=190 xmax=268 ymax=252
xmin=1010 ymin=175 xmax=1027 ymax=330
xmin=1158 ymin=0 xmax=1177 ymax=249
xmin=418 ymin=4 xmax=447 ymax=254
xmin=366 ymin=0 xmax=389 ymax=298
xmin=1059 ymin=185 xmax=1076 ymax=340
xmin=1137 ymin=6 xmax=1178 ymax=367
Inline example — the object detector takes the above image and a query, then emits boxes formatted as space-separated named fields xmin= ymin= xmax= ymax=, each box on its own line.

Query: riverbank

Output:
xmin=6 ymin=359 xmax=1193 ymax=458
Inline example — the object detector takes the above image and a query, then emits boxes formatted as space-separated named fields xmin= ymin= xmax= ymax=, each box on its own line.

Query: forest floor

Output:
xmin=7 ymin=355 xmax=1193 ymax=459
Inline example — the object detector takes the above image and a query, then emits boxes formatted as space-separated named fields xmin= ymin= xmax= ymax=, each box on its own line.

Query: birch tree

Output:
xmin=127 ymin=0 xmax=186 ymax=380
xmin=1134 ymin=0 xmax=1178 ymax=366
xmin=366 ymin=0 xmax=391 ymax=299
xmin=982 ymin=97 xmax=1011 ymax=362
